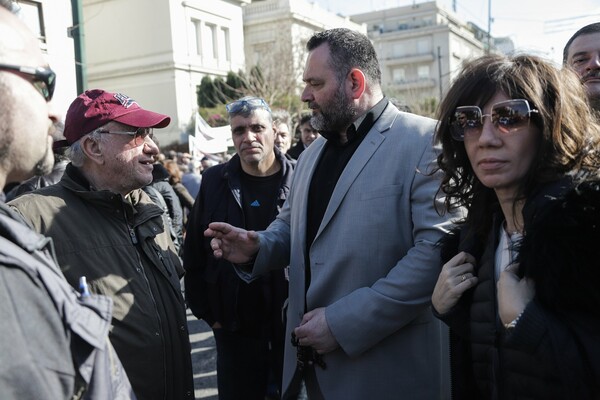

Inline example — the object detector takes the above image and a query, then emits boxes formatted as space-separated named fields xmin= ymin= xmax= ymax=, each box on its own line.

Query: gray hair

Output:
xmin=226 ymin=96 xmax=273 ymax=123
xmin=271 ymin=109 xmax=291 ymax=128
xmin=66 ymin=129 xmax=103 ymax=167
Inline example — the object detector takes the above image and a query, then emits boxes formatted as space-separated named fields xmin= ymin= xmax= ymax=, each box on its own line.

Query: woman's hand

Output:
xmin=432 ymin=252 xmax=478 ymax=315
xmin=498 ymin=263 xmax=535 ymax=325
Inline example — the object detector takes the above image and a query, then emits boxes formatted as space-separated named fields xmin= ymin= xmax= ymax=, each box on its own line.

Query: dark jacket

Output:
xmin=144 ymin=163 xmax=185 ymax=251
xmin=0 ymin=202 xmax=134 ymax=400
xmin=183 ymin=149 xmax=294 ymax=332
xmin=171 ymin=182 xmax=195 ymax=223
xmin=9 ymin=164 xmax=194 ymax=400
xmin=5 ymin=158 xmax=69 ymax=201
xmin=286 ymin=141 xmax=305 ymax=160
xmin=436 ymin=178 xmax=600 ymax=399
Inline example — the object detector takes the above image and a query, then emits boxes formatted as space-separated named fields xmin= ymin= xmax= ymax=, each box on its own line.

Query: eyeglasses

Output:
xmin=95 ymin=127 xmax=154 ymax=146
xmin=0 ymin=63 xmax=56 ymax=102
xmin=449 ymin=99 xmax=539 ymax=141
xmin=226 ymin=97 xmax=271 ymax=114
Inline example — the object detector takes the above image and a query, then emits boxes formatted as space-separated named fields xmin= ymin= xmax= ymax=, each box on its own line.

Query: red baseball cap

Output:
xmin=63 ymin=89 xmax=171 ymax=145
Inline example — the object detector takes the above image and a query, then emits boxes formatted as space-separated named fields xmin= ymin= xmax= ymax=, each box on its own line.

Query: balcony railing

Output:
xmin=388 ymin=78 xmax=436 ymax=91
xmin=370 ymin=19 xmax=436 ymax=35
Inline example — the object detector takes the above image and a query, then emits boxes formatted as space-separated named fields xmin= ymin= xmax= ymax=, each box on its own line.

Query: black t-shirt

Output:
xmin=240 ymin=169 xmax=283 ymax=231
xmin=238 ymin=168 xmax=284 ymax=330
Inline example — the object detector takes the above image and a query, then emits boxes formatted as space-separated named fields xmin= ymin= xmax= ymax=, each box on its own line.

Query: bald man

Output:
xmin=0 ymin=4 xmax=133 ymax=399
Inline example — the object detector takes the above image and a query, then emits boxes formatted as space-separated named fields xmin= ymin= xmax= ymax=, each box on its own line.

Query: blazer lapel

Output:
xmin=315 ymin=108 xmax=397 ymax=240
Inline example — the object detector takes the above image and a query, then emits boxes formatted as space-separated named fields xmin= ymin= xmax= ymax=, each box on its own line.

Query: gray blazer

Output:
xmin=238 ymin=103 xmax=452 ymax=399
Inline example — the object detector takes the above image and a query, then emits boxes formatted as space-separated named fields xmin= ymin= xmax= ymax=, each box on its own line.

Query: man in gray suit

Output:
xmin=205 ymin=28 xmax=452 ymax=399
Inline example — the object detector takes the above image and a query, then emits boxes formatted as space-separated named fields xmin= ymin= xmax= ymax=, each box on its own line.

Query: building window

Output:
xmin=219 ymin=27 xmax=230 ymax=62
xmin=17 ymin=1 xmax=46 ymax=49
xmin=192 ymin=19 xmax=202 ymax=56
xmin=392 ymin=67 xmax=405 ymax=83
xmin=418 ymin=65 xmax=430 ymax=80
xmin=392 ymin=43 xmax=405 ymax=58
xmin=417 ymin=38 xmax=431 ymax=54
xmin=205 ymin=23 xmax=218 ymax=59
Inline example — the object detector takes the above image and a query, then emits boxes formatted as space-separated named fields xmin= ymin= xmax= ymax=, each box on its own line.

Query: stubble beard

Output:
xmin=33 ymin=142 xmax=55 ymax=176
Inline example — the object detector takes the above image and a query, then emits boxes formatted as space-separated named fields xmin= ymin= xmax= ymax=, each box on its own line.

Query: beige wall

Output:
xmin=243 ymin=0 xmax=366 ymax=102
xmin=82 ymin=0 xmax=247 ymax=145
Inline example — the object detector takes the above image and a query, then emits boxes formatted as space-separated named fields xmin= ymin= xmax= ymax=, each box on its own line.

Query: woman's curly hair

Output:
xmin=433 ymin=54 xmax=600 ymax=237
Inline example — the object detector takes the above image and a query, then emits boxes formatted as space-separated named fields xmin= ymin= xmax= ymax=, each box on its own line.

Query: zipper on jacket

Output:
xmin=154 ymin=247 xmax=172 ymax=277
xmin=122 ymin=206 xmax=168 ymax=399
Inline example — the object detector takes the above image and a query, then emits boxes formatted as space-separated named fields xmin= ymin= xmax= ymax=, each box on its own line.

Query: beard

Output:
xmin=33 ymin=142 xmax=55 ymax=176
xmin=310 ymin=82 xmax=357 ymax=133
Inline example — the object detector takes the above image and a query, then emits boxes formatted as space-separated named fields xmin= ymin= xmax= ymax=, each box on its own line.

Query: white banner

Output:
xmin=189 ymin=112 xmax=231 ymax=155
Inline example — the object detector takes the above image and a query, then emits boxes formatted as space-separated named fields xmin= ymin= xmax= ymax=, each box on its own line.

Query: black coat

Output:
xmin=183 ymin=149 xmax=294 ymax=332
xmin=286 ymin=141 xmax=305 ymax=160
xmin=436 ymin=178 xmax=600 ymax=400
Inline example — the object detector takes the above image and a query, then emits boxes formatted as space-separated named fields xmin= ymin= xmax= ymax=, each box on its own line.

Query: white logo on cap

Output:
xmin=113 ymin=93 xmax=138 ymax=109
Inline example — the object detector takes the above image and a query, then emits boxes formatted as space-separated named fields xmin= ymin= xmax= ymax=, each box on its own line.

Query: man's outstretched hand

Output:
xmin=204 ymin=222 xmax=260 ymax=264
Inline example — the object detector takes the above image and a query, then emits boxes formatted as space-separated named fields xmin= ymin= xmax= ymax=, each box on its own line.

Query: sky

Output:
xmin=313 ymin=0 xmax=600 ymax=65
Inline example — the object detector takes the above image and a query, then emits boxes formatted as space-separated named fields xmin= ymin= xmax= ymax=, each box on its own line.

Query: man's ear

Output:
xmin=348 ymin=68 xmax=366 ymax=99
xmin=81 ymin=136 xmax=105 ymax=165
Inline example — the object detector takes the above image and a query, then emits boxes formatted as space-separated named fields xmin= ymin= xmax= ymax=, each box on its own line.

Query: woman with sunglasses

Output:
xmin=431 ymin=53 xmax=600 ymax=399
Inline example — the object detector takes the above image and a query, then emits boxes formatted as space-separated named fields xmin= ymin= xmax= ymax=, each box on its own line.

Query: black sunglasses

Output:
xmin=0 ymin=63 xmax=56 ymax=101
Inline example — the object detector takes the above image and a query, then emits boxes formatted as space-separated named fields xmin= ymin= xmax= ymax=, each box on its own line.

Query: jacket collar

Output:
xmin=61 ymin=163 xmax=164 ymax=224
xmin=0 ymin=202 xmax=51 ymax=252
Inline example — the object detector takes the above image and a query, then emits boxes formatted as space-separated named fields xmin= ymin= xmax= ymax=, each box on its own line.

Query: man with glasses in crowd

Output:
xmin=184 ymin=96 xmax=295 ymax=400
xmin=0 ymin=3 xmax=134 ymax=399
xmin=563 ymin=22 xmax=600 ymax=112
xmin=10 ymin=89 xmax=194 ymax=400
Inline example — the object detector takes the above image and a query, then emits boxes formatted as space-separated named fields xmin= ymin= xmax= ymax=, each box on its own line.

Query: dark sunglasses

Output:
xmin=95 ymin=127 xmax=154 ymax=147
xmin=226 ymin=97 xmax=271 ymax=114
xmin=0 ymin=63 xmax=56 ymax=102
xmin=449 ymin=99 xmax=538 ymax=141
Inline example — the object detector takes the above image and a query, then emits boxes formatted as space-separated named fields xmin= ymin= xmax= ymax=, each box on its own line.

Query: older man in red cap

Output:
xmin=9 ymin=89 xmax=194 ymax=400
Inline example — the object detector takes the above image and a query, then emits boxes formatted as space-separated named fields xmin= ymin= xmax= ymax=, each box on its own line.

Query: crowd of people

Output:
xmin=0 ymin=0 xmax=598 ymax=397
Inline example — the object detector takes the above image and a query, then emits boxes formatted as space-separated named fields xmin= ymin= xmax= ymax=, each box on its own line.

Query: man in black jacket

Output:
xmin=286 ymin=113 xmax=319 ymax=160
xmin=184 ymin=96 xmax=294 ymax=400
